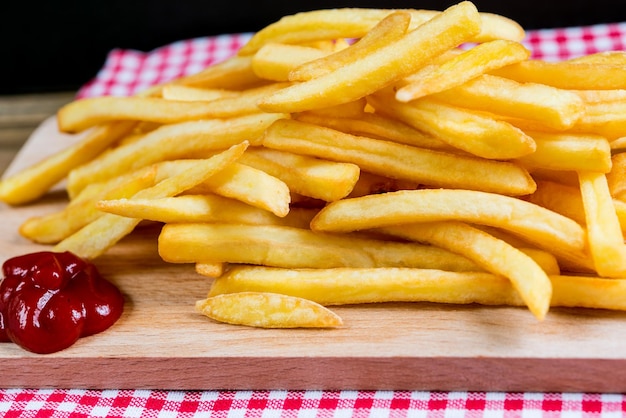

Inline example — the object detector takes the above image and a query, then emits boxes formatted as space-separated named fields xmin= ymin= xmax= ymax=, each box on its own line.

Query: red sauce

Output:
xmin=0 ymin=251 xmax=124 ymax=354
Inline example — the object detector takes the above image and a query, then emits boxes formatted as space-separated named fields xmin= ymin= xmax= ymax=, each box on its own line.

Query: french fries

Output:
xmin=4 ymin=2 xmax=626 ymax=328
xmin=258 ymin=2 xmax=482 ymax=113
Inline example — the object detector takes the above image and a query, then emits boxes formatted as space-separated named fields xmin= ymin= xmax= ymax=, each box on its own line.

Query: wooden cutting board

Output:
xmin=2 ymin=117 xmax=626 ymax=392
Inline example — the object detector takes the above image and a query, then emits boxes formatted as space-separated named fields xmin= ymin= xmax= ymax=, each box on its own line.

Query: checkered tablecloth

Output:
xmin=3 ymin=17 xmax=626 ymax=418
xmin=2 ymin=390 xmax=625 ymax=417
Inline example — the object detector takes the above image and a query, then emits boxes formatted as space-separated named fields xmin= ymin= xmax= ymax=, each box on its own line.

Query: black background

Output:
xmin=2 ymin=1 xmax=625 ymax=94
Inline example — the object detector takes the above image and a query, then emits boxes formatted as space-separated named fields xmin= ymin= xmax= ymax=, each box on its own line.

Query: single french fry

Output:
xmin=57 ymin=97 xmax=234 ymax=133
xmin=158 ymin=222 xmax=503 ymax=272
xmin=195 ymin=262 xmax=225 ymax=278
xmin=0 ymin=121 xmax=135 ymax=205
xmin=427 ymin=74 xmax=585 ymax=130
xmin=262 ymin=119 xmax=536 ymax=196
xmin=567 ymin=51 xmax=626 ymax=65
xmin=97 ymin=194 xmax=314 ymax=227
xmin=58 ymin=84 xmax=285 ymax=133
xmin=289 ymin=11 xmax=411 ymax=81
xmin=238 ymin=147 xmax=360 ymax=202
xmin=516 ymin=131 xmax=611 ymax=173
xmin=258 ymin=2 xmax=482 ymax=113
xmin=396 ymin=39 xmax=530 ymax=101
xmin=491 ymin=60 xmax=626 ymax=90
xmin=159 ymin=223 xmax=375 ymax=267
xmin=207 ymin=266 xmax=523 ymax=306
xmin=196 ymin=292 xmax=343 ymax=328
xmin=311 ymin=188 xmax=587 ymax=255
xmin=207 ymin=265 xmax=626 ymax=312
xmin=379 ymin=221 xmax=553 ymax=319
xmin=578 ymin=171 xmax=626 ymax=277
xmin=66 ymin=113 xmax=286 ymax=198
xmin=368 ymin=93 xmax=536 ymax=159
xmin=54 ymin=142 xmax=248 ymax=259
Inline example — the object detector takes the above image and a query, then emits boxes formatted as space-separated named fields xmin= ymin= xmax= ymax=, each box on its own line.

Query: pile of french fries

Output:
xmin=3 ymin=1 xmax=626 ymax=327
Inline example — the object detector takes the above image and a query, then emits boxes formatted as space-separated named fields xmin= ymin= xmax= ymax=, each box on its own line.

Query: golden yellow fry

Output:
xmin=428 ymin=74 xmax=585 ymax=130
xmin=516 ymin=131 xmax=611 ymax=173
xmin=97 ymin=194 xmax=318 ymax=228
xmin=0 ymin=121 xmax=135 ymax=205
xmin=196 ymin=292 xmax=343 ymax=328
xmin=159 ymin=223 xmax=375 ymax=267
xmin=239 ymin=7 xmax=524 ymax=56
xmin=158 ymin=222 xmax=500 ymax=272
xmin=578 ymin=171 xmax=626 ymax=277
xmin=311 ymin=188 xmax=586 ymax=255
xmin=258 ymin=2 xmax=482 ymax=113
xmin=195 ymin=262 xmax=225 ymax=278
xmin=251 ymin=43 xmax=330 ymax=81
xmin=207 ymin=266 xmax=521 ymax=305
xmin=289 ymin=11 xmax=411 ymax=81
xmin=57 ymin=97 xmax=226 ymax=133
xmin=368 ymin=93 xmax=536 ymax=159
xmin=294 ymin=111 xmax=452 ymax=151
xmin=396 ymin=39 xmax=530 ymax=101
xmin=20 ymin=166 xmax=157 ymax=244
xmin=54 ymin=142 xmax=248 ymax=259
xmin=567 ymin=51 xmax=626 ymax=65
xmin=207 ymin=265 xmax=626 ymax=312
xmin=58 ymin=84 xmax=284 ymax=133
xmin=379 ymin=221 xmax=553 ymax=320
xmin=491 ymin=60 xmax=626 ymax=90
xmin=188 ymin=162 xmax=291 ymax=217
xmin=238 ymin=147 xmax=360 ymax=202
xmin=262 ymin=119 xmax=536 ymax=196
xmin=66 ymin=113 xmax=286 ymax=198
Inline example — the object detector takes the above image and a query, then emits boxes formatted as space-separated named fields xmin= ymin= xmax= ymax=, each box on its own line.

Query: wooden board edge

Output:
xmin=2 ymin=356 xmax=625 ymax=392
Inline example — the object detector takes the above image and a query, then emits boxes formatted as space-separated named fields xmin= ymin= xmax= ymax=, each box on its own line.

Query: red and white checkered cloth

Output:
xmin=2 ymin=390 xmax=625 ymax=417
xmin=4 ymin=20 xmax=626 ymax=418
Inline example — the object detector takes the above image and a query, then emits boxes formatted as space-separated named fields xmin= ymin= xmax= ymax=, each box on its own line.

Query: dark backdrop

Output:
xmin=3 ymin=1 xmax=625 ymax=94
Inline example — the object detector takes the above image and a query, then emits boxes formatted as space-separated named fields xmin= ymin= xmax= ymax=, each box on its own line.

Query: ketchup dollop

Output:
xmin=0 ymin=251 xmax=124 ymax=354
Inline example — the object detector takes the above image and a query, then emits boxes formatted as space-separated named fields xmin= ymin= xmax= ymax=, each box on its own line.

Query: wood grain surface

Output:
xmin=2 ymin=118 xmax=626 ymax=392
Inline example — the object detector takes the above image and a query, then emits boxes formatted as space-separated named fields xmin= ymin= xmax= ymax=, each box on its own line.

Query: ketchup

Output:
xmin=0 ymin=251 xmax=124 ymax=354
